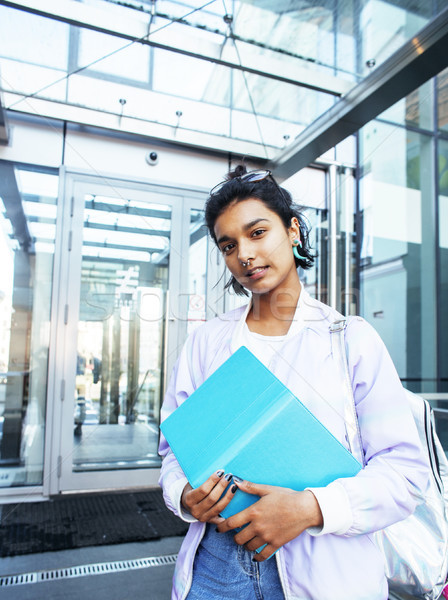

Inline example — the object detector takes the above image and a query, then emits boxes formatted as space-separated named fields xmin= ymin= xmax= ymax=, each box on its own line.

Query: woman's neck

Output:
xmin=246 ymin=282 xmax=301 ymax=336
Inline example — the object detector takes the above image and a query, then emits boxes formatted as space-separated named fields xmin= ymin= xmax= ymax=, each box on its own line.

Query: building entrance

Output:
xmin=46 ymin=171 xmax=217 ymax=495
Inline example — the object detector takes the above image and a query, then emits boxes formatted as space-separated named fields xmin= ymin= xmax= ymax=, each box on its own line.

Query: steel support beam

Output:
xmin=268 ymin=6 xmax=448 ymax=177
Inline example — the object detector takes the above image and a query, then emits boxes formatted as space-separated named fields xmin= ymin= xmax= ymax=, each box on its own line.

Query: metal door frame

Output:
xmin=321 ymin=161 xmax=356 ymax=314
xmin=44 ymin=168 xmax=212 ymax=495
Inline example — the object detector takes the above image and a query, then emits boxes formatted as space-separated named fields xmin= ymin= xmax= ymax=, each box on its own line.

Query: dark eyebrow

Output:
xmin=216 ymin=218 xmax=270 ymax=245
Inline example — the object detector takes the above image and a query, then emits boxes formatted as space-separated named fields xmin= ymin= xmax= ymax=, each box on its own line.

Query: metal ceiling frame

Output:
xmin=0 ymin=0 xmax=352 ymax=96
xmin=268 ymin=5 xmax=448 ymax=177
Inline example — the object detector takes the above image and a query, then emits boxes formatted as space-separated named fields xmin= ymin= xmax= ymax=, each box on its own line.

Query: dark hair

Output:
xmin=205 ymin=164 xmax=315 ymax=296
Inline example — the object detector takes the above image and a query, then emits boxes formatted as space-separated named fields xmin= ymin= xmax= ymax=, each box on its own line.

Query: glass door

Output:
xmin=47 ymin=172 xmax=205 ymax=493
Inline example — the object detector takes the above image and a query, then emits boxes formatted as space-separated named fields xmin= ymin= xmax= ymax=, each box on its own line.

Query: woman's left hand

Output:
xmin=215 ymin=479 xmax=323 ymax=562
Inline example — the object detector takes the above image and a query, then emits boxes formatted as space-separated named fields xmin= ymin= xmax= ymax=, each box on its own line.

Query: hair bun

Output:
xmin=228 ymin=164 xmax=247 ymax=180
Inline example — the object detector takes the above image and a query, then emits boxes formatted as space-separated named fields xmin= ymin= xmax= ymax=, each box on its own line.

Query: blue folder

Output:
xmin=160 ymin=346 xmax=361 ymax=520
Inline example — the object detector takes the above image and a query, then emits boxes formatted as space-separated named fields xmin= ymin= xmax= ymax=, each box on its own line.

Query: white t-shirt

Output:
xmin=240 ymin=323 xmax=288 ymax=368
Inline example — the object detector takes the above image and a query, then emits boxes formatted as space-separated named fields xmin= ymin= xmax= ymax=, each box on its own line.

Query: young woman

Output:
xmin=159 ymin=166 xmax=428 ymax=600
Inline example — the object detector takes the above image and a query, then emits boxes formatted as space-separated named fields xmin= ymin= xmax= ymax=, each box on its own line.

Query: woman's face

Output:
xmin=214 ymin=198 xmax=301 ymax=297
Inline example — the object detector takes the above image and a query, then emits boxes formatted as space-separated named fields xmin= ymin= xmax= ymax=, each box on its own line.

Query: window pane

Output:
xmin=0 ymin=5 xmax=69 ymax=70
xmin=359 ymin=123 xmax=436 ymax=392
xmin=360 ymin=0 xmax=430 ymax=78
xmin=78 ymin=28 xmax=150 ymax=83
xmin=0 ymin=59 xmax=68 ymax=103
xmin=439 ymin=139 xmax=448 ymax=393
xmin=438 ymin=67 xmax=448 ymax=133
xmin=153 ymin=49 xmax=227 ymax=102
xmin=187 ymin=209 xmax=208 ymax=335
xmin=72 ymin=193 xmax=171 ymax=471
xmin=0 ymin=166 xmax=57 ymax=487
xmin=231 ymin=71 xmax=335 ymax=125
xmin=378 ymin=80 xmax=433 ymax=130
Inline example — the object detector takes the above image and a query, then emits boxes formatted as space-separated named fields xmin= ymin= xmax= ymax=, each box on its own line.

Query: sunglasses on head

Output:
xmin=209 ymin=169 xmax=290 ymax=210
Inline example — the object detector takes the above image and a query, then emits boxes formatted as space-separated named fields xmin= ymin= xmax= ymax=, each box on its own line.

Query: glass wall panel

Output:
xmin=0 ymin=5 xmax=69 ymax=104
xmin=77 ymin=28 xmax=151 ymax=83
xmin=0 ymin=5 xmax=69 ymax=69
xmin=72 ymin=193 xmax=171 ymax=471
xmin=378 ymin=80 xmax=434 ymax=130
xmin=0 ymin=59 xmax=69 ymax=103
xmin=359 ymin=0 xmax=430 ymax=78
xmin=231 ymin=71 xmax=335 ymax=125
xmin=283 ymin=168 xmax=330 ymax=305
xmin=439 ymin=139 xmax=448 ymax=393
xmin=438 ymin=67 xmax=448 ymax=133
xmin=300 ymin=208 xmax=329 ymax=303
xmin=359 ymin=123 xmax=436 ymax=392
xmin=153 ymin=50 xmax=227 ymax=102
xmin=1 ymin=0 xmax=446 ymax=157
xmin=187 ymin=210 xmax=208 ymax=335
xmin=0 ymin=165 xmax=57 ymax=487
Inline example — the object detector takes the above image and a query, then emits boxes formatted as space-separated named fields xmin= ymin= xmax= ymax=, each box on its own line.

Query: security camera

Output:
xmin=146 ymin=151 xmax=158 ymax=166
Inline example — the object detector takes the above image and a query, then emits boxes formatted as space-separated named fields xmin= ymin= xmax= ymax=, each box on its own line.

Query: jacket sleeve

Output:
xmin=319 ymin=317 xmax=429 ymax=537
xmin=158 ymin=330 xmax=204 ymax=523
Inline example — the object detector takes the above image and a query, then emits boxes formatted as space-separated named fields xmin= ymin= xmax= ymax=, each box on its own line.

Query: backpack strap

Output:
xmin=329 ymin=318 xmax=366 ymax=467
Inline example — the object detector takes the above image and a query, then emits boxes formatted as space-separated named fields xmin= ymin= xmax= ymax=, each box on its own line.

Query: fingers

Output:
xmin=244 ymin=537 xmax=265 ymax=553
xmin=233 ymin=528 xmax=276 ymax=562
xmin=251 ymin=544 xmax=276 ymax=562
xmin=232 ymin=527 xmax=276 ymax=563
xmin=184 ymin=470 xmax=238 ymax=522
xmin=196 ymin=473 xmax=233 ymax=513
xmin=200 ymin=481 xmax=238 ymax=522
xmin=235 ymin=479 xmax=274 ymax=497
xmin=183 ymin=469 xmax=225 ymax=510
xmin=194 ymin=469 xmax=227 ymax=502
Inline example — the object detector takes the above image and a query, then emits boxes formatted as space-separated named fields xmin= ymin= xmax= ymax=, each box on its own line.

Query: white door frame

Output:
xmin=44 ymin=169 xmax=212 ymax=495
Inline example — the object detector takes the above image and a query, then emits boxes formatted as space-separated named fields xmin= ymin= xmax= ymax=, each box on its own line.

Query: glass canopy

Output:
xmin=0 ymin=0 xmax=446 ymax=158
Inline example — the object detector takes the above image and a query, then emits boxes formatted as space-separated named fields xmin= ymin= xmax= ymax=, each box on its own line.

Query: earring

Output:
xmin=292 ymin=239 xmax=302 ymax=260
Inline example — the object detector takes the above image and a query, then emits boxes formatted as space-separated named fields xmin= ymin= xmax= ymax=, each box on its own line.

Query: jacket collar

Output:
xmin=230 ymin=285 xmax=340 ymax=353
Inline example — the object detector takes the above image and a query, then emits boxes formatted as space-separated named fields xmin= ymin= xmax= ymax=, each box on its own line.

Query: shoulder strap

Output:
xmin=329 ymin=319 xmax=366 ymax=467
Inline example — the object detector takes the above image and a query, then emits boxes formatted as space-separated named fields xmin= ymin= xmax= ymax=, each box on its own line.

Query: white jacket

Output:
xmin=159 ymin=289 xmax=428 ymax=600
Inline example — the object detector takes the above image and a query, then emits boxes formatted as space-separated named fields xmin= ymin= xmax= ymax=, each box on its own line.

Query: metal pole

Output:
xmin=328 ymin=164 xmax=338 ymax=310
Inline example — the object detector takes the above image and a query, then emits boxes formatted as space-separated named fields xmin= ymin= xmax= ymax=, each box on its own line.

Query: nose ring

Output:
xmin=241 ymin=258 xmax=251 ymax=268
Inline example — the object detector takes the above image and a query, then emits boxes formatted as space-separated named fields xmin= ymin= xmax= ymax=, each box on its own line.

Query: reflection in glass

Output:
xmin=0 ymin=4 xmax=69 ymax=69
xmin=73 ymin=195 xmax=171 ymax=471
xmin=1 ymin=0 xmax=446 ymax=156
xmin=78 ymin=28 xmax=150 ymax=82
xmin=379 ymin=80 xmax=433 ymax=130
xmin=283 ymin=167 xmax=328 ymax=305
xmin=300 ymin=207 xmax=329 ymax=305
xmin=439 ymin=139 xmax=448 ymax=394
xmin=359 ymin=1 xmax=430 ymax=78
xmin=359 ymin=123 xmax=436 ymax=392
xmin=437 ymin=139 xmax=448 ymax=449
xmin=187 ymin=210 xmax=208 ymax=335
xmin=0 ymin=166 xmax=57 ymax=487
xmin=438 ymin=67 xmax=448 ymax=133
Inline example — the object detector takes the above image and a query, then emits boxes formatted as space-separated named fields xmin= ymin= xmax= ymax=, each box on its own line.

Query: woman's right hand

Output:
xmin=181 ymin=470 xmax=237 ymax=524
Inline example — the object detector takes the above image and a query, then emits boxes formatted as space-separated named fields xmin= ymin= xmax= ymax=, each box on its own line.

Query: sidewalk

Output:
xmin=0 ymin=534 xmax=425 ymax=600
xmin=0 ymin=536 xmax=184 ymax=600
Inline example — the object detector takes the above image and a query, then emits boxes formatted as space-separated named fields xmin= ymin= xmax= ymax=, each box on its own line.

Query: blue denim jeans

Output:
xmin=186 ymin=524 xmax=285 ymax=600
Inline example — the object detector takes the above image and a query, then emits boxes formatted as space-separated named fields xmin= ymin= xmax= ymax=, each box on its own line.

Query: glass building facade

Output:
xmin=0 ymin=0 xmax=447 ymax=499
xmin=358 ymin=69 xmax=448 ymax=394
